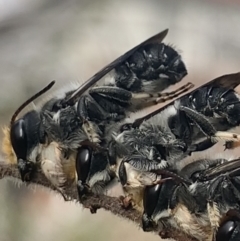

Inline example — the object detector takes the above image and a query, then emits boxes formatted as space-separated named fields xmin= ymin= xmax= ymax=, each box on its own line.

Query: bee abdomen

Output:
xmin=184 ymin=86 xmax=240 ymax=128
xmin=115 ymin=43 xmax=187 ymax=93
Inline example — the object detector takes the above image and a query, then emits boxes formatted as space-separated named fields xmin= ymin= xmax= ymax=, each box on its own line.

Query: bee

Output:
xmin=141 ymin=155 xmax=240 ymax=241
xmin=107 ymin=74 xmax=240 ymax=210
xmin=2 ymin=29 xmax=191 ymax=198
xmin=75 ymin=72 xmax=240 ymax=207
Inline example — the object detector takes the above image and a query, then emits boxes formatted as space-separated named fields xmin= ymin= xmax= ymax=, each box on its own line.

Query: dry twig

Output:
xmin=0 ymin=161 xmax=197 ymax=241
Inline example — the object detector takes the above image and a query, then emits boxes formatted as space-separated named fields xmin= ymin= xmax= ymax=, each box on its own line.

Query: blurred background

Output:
xmin=0 ymin=0 xmax=240 ymax=241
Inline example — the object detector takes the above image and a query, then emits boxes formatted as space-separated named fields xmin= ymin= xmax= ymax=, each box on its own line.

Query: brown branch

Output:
xmin=0 ymin=161 xmax=197 ymax=241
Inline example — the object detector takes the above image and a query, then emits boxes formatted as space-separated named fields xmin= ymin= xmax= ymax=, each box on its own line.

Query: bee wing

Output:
xmin=65 ymin=29 xmax=169 ymax=105
xmin=210 ymin=72 xmax=240 ymax=89
xmin=133 ymin=72 xmax=240 ymax=127
xmin=201 ymin=158 xmax=240 ymax=181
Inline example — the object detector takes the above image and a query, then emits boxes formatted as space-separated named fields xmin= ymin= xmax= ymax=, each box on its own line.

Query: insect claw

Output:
xmin=142 ymin=212 xmax=157 ymax=232
xmin=17 ymin=159 xmax=35 ymax=182
xmin=224 ymin=141 xmax=234 ymax=150
xmin=58 ymin=190 xmax=71 ymax=202
xmin=158 ymin=230 xmax=170 ymax=239
xmin=119 ymin=195 xmax=133 ymax=210
xmin=224 ymin=140 xmax=240 ymax=150
xmin=77 ymin=180 xmax=89 ymax=201
xmin=84 ymin=204 xmax=101 ymax=214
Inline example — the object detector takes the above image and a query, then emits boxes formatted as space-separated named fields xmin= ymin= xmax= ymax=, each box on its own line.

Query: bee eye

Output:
xmin=143 ymin=184 xmax=161 ymax=216
xmin=10 ymin=119 xmax=27 ymax=160
xmin=216 ymin=220 xmax=236 ymax=241
xmin=76 ymin=147 xmax=92 ymax=183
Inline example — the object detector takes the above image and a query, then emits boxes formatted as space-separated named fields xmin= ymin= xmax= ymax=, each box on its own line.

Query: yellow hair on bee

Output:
xmin=2 ymin=126 xmax=17 ymax=164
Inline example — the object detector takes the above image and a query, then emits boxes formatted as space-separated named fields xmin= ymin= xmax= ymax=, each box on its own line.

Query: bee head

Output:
xmin=142 ymin=180 xmax=177 ymax=232
xmin=75 ymin=146 xmax=91 ymax=197
xmin=216 ymin=210 xmax=240 ymax=241
xmin=10 ymin=111 xmax=43 ymax=181
xmin=142 ymin=184 xmax=161 ymax=232
xmin=2 ymin=81 xmax=55 ymax=182
xmin=75 ymin=145 xmax=114 ymax=199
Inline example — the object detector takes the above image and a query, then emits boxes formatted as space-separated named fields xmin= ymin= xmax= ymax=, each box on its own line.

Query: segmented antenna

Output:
xmin=10 ymin=81 xmax=56 ymax=126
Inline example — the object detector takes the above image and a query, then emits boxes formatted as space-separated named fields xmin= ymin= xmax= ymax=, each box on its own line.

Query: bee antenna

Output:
xmin=10 ymin=81 xmax=56 ymax=126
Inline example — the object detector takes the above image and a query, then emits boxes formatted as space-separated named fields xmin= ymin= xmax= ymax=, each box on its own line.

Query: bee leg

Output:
xmin=202 ymin=177 xmax=223 ymax=239
xmin=90 ymin=85 xmax=166 ymax=106
xmin=83 ymin=204 xmax=101 ymax=214
xmin=207 ymin=201 xmax=221 ymax=241
xmin=17 ymin=159 xmax=36 ymax=182
xmin=180 ymin=106 xmax=240 ymax=145
xmin=87 ymin=83 xmax=193 ymax=122
xmin=79 ymin=93 xmax=127 ymax=121
xmin=89 ymin=86 xmax=132 ymax=102
xmin=158 ymin=229 xmax=170 ymax=240
xmin=142 ymin=212 xmax=157 ymax=232
xmin=77 ymin=180 xmax=90 ymax=201
xmin=89 ymin=83 xmax=193 ymax=112
xmin=56 ymin=188 xmax=71 ymax=202
xmin=180 ymin=106 xmax=217 ymax=136
xmin=224 ymin=141 xmax=234 ymax=150
xmin=224 ymin=140 xmax=240 ymax=150
xmin=77 ymin=95 xmax=109 ymax=121
xmin=119 ymin=195 xmax=133 ymax=209
xmin=89 ymin=87 xmax=131 ymax=119
xmin=154 ymin=177 xmax=173 ymax=184
xmin=132 ymin=82 xmax=194 ymax=109
xmin=132 ymin=82 xmax=193 ymax=101
xmin=154 ymin=82 xmax=194 ymax=104
xmin=188 ymin=138 xmax=217 ymax=154
xmin=179 ymin=158 xmax=226 ymax=181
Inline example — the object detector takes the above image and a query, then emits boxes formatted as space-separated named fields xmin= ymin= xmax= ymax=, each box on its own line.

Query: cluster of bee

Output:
xmin=3 ymin=28 xmax=240 ymax=241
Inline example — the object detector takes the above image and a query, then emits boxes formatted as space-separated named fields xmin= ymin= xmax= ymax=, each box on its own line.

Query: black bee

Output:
xmin=75 ymin=72 xmax=240 ymax=205
xmin=2 ymin=29 xmax=191 ymax=198
xmin=142 ymin=156 xmax=240 ymax=241
xmin=118 ymin=73 xmax=240 ymax=209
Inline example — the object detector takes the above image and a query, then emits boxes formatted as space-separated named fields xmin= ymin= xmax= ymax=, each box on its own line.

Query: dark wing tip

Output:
xmin=145 ymin=28 xmax=169 ymax=45
xmin=211 ymin=72 xmax=240 ymax=89
xmin=164 ymin=28 xmax=169 ymax=33
xmin=161 ymin=28 xmax=169 ymax=40
xmin=161 ymin=28 xmax=169 ymax=37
